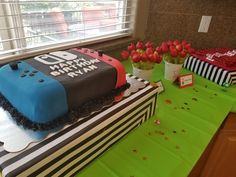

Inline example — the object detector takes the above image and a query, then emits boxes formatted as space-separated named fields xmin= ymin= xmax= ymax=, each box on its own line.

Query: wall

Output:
xmin=145 ymin=0 xmax=236 ymax=49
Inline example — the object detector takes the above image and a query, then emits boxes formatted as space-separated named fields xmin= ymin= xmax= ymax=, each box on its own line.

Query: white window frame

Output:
xmin=0 ymin=0 xmax=137 ymax=61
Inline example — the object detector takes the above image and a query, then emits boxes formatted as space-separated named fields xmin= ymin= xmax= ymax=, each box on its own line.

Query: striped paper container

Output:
xmin=184 ymin=55 xmax=236 ymax=86
xmin=0 ymin=74 xmax=158 ymax=177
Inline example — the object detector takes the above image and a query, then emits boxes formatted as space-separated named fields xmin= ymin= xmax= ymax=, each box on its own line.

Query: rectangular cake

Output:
xmin=0 ymin=74 xmax=158 ymax=177
xmin=0 ymin=48 xmax=129 ymax=130
xmin=184 ymin=48 xmax=236 ymax=86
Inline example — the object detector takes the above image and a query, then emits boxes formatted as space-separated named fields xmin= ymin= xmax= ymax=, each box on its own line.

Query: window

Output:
xmin=0 ymin=0 xmax=135 ymax=59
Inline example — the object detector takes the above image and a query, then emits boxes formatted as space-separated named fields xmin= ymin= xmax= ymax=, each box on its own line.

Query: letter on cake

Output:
xmin=50 ymin=71 xmax=61 ymax=76
xmin=68 ymin=72 xmax=78 ymax=78
xmin=88 ymin=65 xmax=98 ymax=70
xmin=50 ymin=65 xmax=60 ymax=70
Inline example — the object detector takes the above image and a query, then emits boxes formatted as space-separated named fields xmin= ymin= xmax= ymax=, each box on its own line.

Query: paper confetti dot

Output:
xmin=221 ymin=89 xmax=227 ymax=92
xmin=164 ymin=136 xmax=169 ymax=140
xmin=132 ymin=149 xmax=138 ymax=153
xmin=193 ymin=88 xmax=199 ymax=92
xmin=154 ymin=119 xmax=161 ymax=125
xmin=175 ymin=145 xmax=180 ymax=149
xmin=192 ymin=97 xmax=198 ymax=101
xmin=184 ymin=102 xmax=188 ymax=105
xmin=142 ymin=156 xmax=148 ymax=160
xmin=158 ymin=131 xmax=165 ymax=135
xmin=173 ymin=130 xmax=177 ymax=134
xmin=165 ymin=99 xmax=172 ymax=104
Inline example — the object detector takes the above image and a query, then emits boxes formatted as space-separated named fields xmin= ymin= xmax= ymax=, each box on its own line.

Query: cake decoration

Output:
xmin=0 ymin=74 xmax=151 ymax=152
xmin=184 ymin=48 xmax=236 ymax=86
xmin=0 ymin=48 xmax=130 ymax=131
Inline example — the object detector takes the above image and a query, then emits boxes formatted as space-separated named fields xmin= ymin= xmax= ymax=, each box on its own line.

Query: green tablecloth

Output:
xmin=77 ymin=61 xmax=236 ymax=177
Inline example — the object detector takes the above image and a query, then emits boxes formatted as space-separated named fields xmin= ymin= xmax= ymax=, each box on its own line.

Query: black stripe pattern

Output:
xmin=184 ymin=56 xmax=236 ymax=86
xmin=0 ymin=75 xmax=158 ymax=177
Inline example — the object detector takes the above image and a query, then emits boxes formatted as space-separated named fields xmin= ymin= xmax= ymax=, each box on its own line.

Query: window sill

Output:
xmin=0 ymin=36 xmax=135 ymax=65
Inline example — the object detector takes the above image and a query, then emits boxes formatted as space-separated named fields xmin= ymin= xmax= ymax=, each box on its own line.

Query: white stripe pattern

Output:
xmin=184 ymin=56 xmax=236 ymax=86
xmin=1 ymin=79 xmax=158 ymax=177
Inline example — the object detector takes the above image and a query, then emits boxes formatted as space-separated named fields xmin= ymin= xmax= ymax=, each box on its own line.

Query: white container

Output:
xmin=164 ymin=61 xmax=183 ymax=81
xmin=132 ymin=66 xmax=153 ymax=81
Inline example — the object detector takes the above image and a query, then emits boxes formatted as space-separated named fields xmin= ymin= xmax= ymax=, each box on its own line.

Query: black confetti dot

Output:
xmin=20 ymin=74 xmax=26 ymax=77
xmin=38 ymin=79 xmax=44 ymax=83
xmin=173 ymin=130 xmax=177 ymax=134
xmin=214 ymin=93 xmax=217 ymax=96
xmin=181 ymin=107 xmax=185 ymax=109
xmin=164 ymin=136 xmax=169 ymax=140
xmin=184 ymin=102 xmax=188 ymax=105
xmin=158 ymin=131 xmax=165 ymax=135
xmin=142 ymin=156 xmax=148 ymax=160
xmin=182 ymin=129 xmax=186 ymax=133
xmin=24 ymin=70 xmax=29 ymax=73
xmin=205 ymin=85 xmax=208 ymax=88
xmin=32 ymin=70 xmax=38 ymax=73
xmin=222 ymin=89 xmax=227 ymax=92
xmin=29 ymin=73 xmax=34 ymax=77
xmin=187 ymin=108 xmax=190 ymax=110
xmin=192 ymin=98 xmax=198 ymax=101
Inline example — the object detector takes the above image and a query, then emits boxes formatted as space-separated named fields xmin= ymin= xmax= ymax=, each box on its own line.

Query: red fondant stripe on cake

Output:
xmin=72 ymin=48 xmax=126 ymax=88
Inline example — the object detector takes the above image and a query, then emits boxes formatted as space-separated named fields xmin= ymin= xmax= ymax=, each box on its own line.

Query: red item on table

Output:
xmin=192 ymin=48 xmax=236 ymax=71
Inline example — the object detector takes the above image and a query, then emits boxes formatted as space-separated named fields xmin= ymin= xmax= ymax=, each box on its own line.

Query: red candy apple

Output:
xmin=136 ymin=41 xmax=145 ymax=49
xmin=175 ymin=44 xmax=183 ymax=52
xmin=128 ymin=43 xmax=135 ymax=51
xmin=145 ymin=41 xmax=153 ymax=48
xmin=170 ymin=48 xmax=178 ymax=57
xmin=121 ymin=50 xmax=130 ymax=59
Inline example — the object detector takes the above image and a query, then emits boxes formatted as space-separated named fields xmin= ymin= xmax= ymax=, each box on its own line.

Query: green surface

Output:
xmin=77 ymin=61 xmax=236 ymax=177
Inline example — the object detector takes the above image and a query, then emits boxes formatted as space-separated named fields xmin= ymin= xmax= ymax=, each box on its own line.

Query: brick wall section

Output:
xmin=145 ymin=0 xmax=236 ymax=49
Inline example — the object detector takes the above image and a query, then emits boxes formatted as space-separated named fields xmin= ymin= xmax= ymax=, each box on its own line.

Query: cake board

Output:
xmin=0 ymin=74 xmax=158 ymax=177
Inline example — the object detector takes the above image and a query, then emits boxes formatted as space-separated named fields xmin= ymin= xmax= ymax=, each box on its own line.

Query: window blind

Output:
xmin=0 ymin=0 xmax=136 ymax=59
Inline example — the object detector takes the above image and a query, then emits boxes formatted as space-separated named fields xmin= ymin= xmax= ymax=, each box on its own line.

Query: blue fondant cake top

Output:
xmin=0 ymin=61 xmax=68 ymax=123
